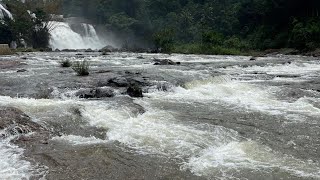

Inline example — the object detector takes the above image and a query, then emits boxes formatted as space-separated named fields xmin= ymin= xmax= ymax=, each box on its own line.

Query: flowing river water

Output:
xmin=0 ymin=52 xmax=320 ymax=179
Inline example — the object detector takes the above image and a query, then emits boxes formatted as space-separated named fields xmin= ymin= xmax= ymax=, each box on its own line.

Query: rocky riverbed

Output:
xmin=0 ymin=52 xmax=320 ymax=179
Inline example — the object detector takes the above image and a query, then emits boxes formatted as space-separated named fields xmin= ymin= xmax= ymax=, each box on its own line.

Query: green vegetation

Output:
xmin=60 ymin=59 xmax=72 ymax=67
xmin=2 ymin=0 xmax=320 ymax=54
xmin=62 ymin=0 xmax=320 ymax=54
xmin=72 ymin=60 xmax=90 ymax=76
xmin=0 ymin=0 xmax=59 ymax=49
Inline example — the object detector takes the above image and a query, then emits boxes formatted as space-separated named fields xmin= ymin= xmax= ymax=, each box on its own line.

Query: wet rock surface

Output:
xmin=153 ymin=58 xmax=180 ymax=65
xmin=0 ymin=104 xmax=201 ymax=180
xmin=0 ymin=106 xmax=44 ymax=134
xmin=25 ymin=141 xmax=204 ymax=180
xmin=0 ymin=106 xmax=52 ymax=155
xmin=76 ymin=87 xmax=115 ymax=98
xmin=127 ymin=84 xmax=143 ymax=97
xmin=0 ymin=52 xmax=320 ymax=179
xmin=0 ymin=59 xmax=25 ymax=69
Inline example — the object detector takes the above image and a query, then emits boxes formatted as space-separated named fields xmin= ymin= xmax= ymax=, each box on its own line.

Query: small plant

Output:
xmin=60 ymin=59 xmax=72 ymax=67
xmin=72 ymin=60 xmax=90 ymax=76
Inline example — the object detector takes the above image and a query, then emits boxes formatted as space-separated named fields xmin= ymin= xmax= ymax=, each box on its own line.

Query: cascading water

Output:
xmin=0 ymin=3 xmax=13 ymax=20
xmin=49 ymin=21 xmax=106 ymax=50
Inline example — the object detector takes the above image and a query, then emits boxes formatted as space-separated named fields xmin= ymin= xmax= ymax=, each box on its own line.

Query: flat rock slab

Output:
xmin=0 ymin=106 xmax=43 ymax=132
xmin=25 ymin=141 xmax=204 ymax=180
xmin=0 ymin=60 xmax=24 ymax=69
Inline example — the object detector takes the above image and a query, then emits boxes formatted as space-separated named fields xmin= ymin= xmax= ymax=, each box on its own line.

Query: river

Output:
xmin=0 ymin=52 xmax=319 ymax=179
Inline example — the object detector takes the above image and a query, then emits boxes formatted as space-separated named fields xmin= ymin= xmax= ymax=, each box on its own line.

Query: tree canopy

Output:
xmin=61 ymin=0 xmax=320 ymax=52
xmin=2 ymin=0 xmax=320 ymax=52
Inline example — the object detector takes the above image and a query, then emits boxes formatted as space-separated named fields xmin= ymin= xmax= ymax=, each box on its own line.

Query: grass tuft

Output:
xmin=72 ymin=60 xmax=90 ymax=76
xmin=60 ymin=59 xmax=72 ymax=67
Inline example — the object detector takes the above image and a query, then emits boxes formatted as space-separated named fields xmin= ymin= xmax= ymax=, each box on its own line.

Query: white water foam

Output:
xmin=225 ymin=61 xmax=320 ymax=77
xmin=80 ymin=100 xmax=240 ymax=157
xmin=0 ymin=137 xmax=33 ymax=179
xmin=146 ymin=76 xmax=320 ymax=120
xmin=169 ymin=54 xmax=249 ymax=63
xmin=1 ymin=94 xmax=320 ymax=178
xmin=49 ymin=21 xmax=105 ymax=50
xmin=184 ymin=141 xmax=320 ymax=178
xmin=80 ymin=99 xmax=320 ymax=178
xmin=51 ymin=135 xmax=106 ymax=145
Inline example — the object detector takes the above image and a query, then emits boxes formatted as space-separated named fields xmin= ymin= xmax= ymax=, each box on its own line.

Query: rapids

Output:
xmin=0 ymin=52 xmax=320 ymax=179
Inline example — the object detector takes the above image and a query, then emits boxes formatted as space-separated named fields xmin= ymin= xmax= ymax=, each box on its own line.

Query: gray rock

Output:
xmin=76 ymin=88 xmax=115 ymax=99
xmin=108 ymin=77 xmax=129 ymax=87
xmin=95 ymin=87 xmax=115 ymax=98
xmin=101 ymin=52 xmax=110 ymax=56
xmin=250 ymin=57 xmax=257 ymax=61
xmin=17 ymin=69 xmax=27 ymax=73
xmin=100 ymin=45 xmax=116 ymax=53
xmin=153 ymin=58 xmax=179 ymax=65
xmin=0 ymin=107 xmax=45 ymax=137
xmin=127 ymin=85 xmax=143 ymax=98
xmin=76 ymin=89 xmax=96 ymax=98
xmin=85 ymin=49 xmax=94 ymax=52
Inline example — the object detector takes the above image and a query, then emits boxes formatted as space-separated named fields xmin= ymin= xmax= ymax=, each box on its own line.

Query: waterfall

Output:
xmin=49 ymin=21 xmax=106 ymax=50
xmin=0 ymin=3 xmax=13 ymax=20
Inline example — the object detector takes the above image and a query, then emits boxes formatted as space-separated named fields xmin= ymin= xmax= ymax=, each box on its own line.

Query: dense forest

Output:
xmin=61 ymin=0 xmax=320 ymax=53
xmin=1 ymin=0 xmax=320 ymax=54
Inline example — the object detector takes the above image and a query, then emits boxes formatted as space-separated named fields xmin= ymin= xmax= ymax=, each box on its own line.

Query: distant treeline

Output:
xmin=62 ymin=0 xmax=320 ymax=53
xmin=1 ymin=0 xmax=319 ymax=53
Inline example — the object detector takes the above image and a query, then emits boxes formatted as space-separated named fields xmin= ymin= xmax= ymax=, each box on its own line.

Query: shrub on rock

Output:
xmin=72 ymin=60 xmax=90 ymax=76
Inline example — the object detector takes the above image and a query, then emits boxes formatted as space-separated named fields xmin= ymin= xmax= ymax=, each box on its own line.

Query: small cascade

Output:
xmin=49 ymin=21 xmax=106 ymax=50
